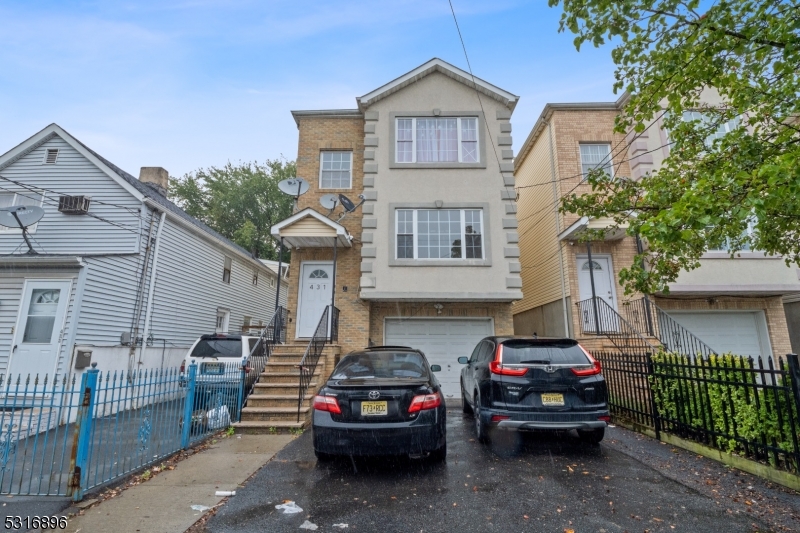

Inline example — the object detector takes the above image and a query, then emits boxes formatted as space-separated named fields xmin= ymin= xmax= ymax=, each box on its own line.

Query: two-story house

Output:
xmin=513 ymin=99 xmax=798 ymax=360
xmin=270 ymin=58 xmax=522 ymax=401
xmin=0 ymin=123 xmax=286 ymax=380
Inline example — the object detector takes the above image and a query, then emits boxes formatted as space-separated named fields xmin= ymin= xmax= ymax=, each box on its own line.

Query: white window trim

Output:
xmin=318 ymin=151 xmax=353 ymax=190
xmin=395 ymin=208 xmax=484 ymax=260
xmin=0 ymin=191 xmax=45 ymax=234
xmin=578 ymin=143 xmax=614 ymax=180
xmin=395 ymin=117 xmax=480 ymax=164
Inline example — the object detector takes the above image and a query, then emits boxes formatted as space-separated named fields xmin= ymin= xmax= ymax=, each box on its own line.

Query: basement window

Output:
xmin=43 ymin=149 xmax=59 ymax=164
xmin=223 ymin=256 xmax=232 ymax=284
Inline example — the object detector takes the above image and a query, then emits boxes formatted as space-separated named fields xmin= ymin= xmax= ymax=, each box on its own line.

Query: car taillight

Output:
xmin=490 ymin=415 xmax=510 ymax=423
xmin=408 ymin=393 xmax=441 ymax=413
xmin=244 ymin=363 xmax=252 ymax=374
xmin=489 ymin=344 xmax=528 ymax=376
xmin=572 ymin=345 xmax=602 ymax=376
xmin=313 ymin=395 xmax=341 ymax=414
xmin=598 ymin=415 xmax=611 ymax=422
xmin=180 ymin=361 xmax=186 ymax=374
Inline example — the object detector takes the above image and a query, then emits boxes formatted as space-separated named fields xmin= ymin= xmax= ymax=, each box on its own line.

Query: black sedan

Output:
xmin=312 ymin=346 xmax=447 ymax=461
xmin=459 ymin=336 xmax=609 ymax=444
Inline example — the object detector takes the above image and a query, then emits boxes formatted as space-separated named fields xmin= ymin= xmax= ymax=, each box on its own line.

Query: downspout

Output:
xmin=548 ymin=121 xmax=570 ymax=338
xmin=129 ymin=210 xmax=158 ymax=372
xmin=138 ymin=211 xmax=167 ymax=366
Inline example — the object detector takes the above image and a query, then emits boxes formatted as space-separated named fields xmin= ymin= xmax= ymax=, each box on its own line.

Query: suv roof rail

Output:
xmin=364 ymin=345 xmax=415 ymax=351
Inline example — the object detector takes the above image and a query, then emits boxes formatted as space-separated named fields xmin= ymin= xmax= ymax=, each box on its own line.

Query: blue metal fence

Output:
xmin=0 ymin=361 xmax=248 ymax=500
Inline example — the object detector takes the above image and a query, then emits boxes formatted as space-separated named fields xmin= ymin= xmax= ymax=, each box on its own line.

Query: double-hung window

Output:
xmin=707 ymin=218 xmax=756 ymax=252
xmin=319 ymin=152 xmax=352 ymax=189
xmin=395 ymin=209 xmax=483 ymax=260
xmin=682 ymin=111 xmax=740 ymax=146
xmin=395 ymin=117 xmax=479 ymax=163
xmin=579 ymin=144 xmax=613 ymax=179
xmin=0 ymin=191 xmax=44 ymax=232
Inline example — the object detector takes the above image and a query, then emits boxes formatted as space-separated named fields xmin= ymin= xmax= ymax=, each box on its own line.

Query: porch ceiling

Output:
xmin=558 ymin=216 xmax=628 ymax=242
xmin=270 ymin=207 xmax=352 ymax=249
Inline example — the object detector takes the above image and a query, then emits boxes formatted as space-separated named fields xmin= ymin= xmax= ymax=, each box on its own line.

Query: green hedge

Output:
xmin=649 ymin=352 xmax=799 ymax=468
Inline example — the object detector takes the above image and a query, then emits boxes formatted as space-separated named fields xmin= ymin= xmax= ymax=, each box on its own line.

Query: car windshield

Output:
xmin=190 ymin=339 xmax=242 ymax=358
xmin=501 ymin=341 xmax=590 ymax=365
xmin=331 ymin=352 xmax=427 ymax=379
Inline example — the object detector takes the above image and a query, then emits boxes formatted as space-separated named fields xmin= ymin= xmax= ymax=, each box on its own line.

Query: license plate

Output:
xmin=541 ymin=393 xmax=565 ymax=406
xmin=202 ymin=362 xmax=225 ymax=375
xmin=361 ymin=401 xmax=388 ymax=416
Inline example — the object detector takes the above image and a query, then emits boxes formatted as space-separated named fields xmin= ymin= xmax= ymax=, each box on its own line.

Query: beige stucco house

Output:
xmin=269 ymin=58 xmax=521 ymax=401
xmin=512 ymin=97 xmax=799 ymax=360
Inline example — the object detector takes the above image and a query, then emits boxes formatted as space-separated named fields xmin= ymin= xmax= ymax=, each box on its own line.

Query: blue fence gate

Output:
xmin=0 ymin=361 xmax=247 ymax=500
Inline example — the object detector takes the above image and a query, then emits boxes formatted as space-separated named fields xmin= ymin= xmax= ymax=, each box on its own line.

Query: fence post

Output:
xmin=786 ymin=354 xmax=800 ymax=428
xmin=236 ymin=364 xmax=246 ymax=423
xmin=646 ymin=354 xmax=661 ymax=440
xmin=181 ymin=363 xmax=197 ymax=449
xmin=68 ymin=364 xmax=99 ymax=502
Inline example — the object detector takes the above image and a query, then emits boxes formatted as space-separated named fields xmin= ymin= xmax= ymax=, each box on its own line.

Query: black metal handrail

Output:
xmin=297 ymin=305 xmax=339 ymax=421
xmin=576 ymin=297 xmax=658 ymax=355
xmin=243 ymin=306 xmax=287 ymax=401
xmin=619 ymin=298 xmax=717 ymax=359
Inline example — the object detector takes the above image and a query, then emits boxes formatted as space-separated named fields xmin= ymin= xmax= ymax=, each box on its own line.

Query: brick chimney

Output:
xmin=139 ymin=167 xmax=169 ymax=197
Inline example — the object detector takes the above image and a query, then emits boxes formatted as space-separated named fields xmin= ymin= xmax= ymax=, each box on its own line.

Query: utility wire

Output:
xmin=447 ymin=0 xmax=516 ymax=203
xmin=0 ymin=174 xmax=141 ymax=215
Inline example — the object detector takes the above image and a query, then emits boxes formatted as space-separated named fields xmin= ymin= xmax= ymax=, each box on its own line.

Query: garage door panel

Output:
xmin=384 ymin=318 xmax=493 ymax=399
xmin=666 ymin=312 xmax=766 ymax=358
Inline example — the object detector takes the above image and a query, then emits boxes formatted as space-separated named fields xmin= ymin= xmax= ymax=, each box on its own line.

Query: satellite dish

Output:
xmin=278 ymin=178 xmax=309 ymax=197
xmin=0 ymin=205 xmax=45 ymax=255
xmin=319 ymin=194 xmax=339 ymax=211
xmin=0 ymin=205 xmax=44 ymax=229
xmin=338 ymin=194 xmax=356 ymax=212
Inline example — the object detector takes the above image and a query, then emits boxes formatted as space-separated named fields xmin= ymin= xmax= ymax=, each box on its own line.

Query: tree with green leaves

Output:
xmin=550 ymin=0 xmax=800 ymax=294
xmin=169 ymin=160 xmax=295 ymax=260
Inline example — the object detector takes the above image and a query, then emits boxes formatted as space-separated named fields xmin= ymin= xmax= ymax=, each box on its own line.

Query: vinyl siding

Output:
xmin=281 ymin=217 xmax=336 ymax=237
xmin=513 ymin=122 xmax=565 ymax=315
xmin=0 ymin=135 xmax=141 ymax=254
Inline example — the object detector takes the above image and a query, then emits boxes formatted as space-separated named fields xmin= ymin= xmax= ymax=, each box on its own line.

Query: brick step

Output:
xmin=262 ymin=362 xmax=304 ymax=372
xmin=268 ymin=354 xmax=306 ymax=364
xmin=240 ymin=406 xmax=310 ymax=422
xmin=232 ymin=420 xmax=306 ymax=435
xmin=271 ymin=344 xmax=341 ymax=355
xmin=246 ymin=394 xmax=314 ymax=408
xmin=252 ymin=383 xmax=317 ymax=395
xmin=257 ymin=371 xmax=320 ymax=384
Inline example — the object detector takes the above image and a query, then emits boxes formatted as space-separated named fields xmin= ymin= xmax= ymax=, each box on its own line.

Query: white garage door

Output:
xmin=666 ymin=311 xmax=770 ymax=358
xmin=384 ymin=318 xmax=494 ymax=399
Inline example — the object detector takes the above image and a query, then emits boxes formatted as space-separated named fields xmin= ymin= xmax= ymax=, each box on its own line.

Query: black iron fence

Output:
xmin=243 ymin=306 xmax=288 ymax=400
xmin=594 ymin=350 xmax=800 ymax=473
xmin=297 ymin=305 xmax=339 ymax=421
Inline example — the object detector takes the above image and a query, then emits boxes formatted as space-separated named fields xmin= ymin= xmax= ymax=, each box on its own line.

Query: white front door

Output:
xmin=384 ymin=318 xmax=494 ymax=399
xmin=297 ymin=262 xmax=333 ymax=338
xmin=10 ymin=280 xmax=71 ymax=378
xmin=577 ymin=255 xmax=617 ymax=331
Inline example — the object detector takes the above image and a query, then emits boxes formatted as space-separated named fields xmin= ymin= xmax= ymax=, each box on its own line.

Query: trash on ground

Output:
xmin=215 ymin=490 xmax=236 ymax=496
xmin=333 ymin=524 xmax=349 ymax=529
xmin=275 ymin=501 xmax=304 ymax=514
xmin=190 ymin=504 xmax=212 ymax=512
xmin=299 ymin=520 xmax=318 ymax=530
xmin=207 ymin=405 xmax=231 ymax=430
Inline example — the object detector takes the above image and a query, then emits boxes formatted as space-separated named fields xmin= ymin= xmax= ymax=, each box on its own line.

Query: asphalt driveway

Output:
xmin=203 ymin=409 xmax=800 ymax=533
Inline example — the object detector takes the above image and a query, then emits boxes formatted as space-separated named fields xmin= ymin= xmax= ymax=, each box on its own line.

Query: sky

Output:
xmin=0 ymin=0 xmax=619 ymax=178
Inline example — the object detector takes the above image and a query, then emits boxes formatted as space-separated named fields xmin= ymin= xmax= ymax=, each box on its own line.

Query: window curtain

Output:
xmin=417 ymin=119 xmax=458 ymax=162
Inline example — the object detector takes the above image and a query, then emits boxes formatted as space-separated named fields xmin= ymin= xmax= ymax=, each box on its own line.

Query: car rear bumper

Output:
xmin=312 ymin=409 xmax=445 ymax=456
xmin=483 ymin=408 xmax=609 ymax=432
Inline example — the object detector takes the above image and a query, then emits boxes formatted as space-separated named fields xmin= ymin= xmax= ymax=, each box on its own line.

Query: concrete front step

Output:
xmin=262 ymin=362 xmax=305 ymax=373
xmin=268 ymin=354 xmax=305 ymax=364
xmin=241 ymin=406 xmax=310 ymax=422
xmin=256 ymin=371 xmax=320 ymax=383
xmin=232 ymin=420 xmax=306 ymax=435
xmin=270 ymin=344 xmax=341 ymax=355
xmin=246 ymin=394 xmax=314 ymax=408
xmin=253 ymin=383 xmax=318 ymax=395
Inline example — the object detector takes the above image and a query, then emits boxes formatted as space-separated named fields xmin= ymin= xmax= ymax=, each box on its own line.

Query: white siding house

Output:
xmin=0 ymin=124 xmax=287 ymax=379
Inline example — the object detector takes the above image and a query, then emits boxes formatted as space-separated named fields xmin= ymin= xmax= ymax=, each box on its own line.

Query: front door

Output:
xmin=577 ymin=256 xmax=617 ymax=331
xmin=297 ymin=262 xmax=333 ymax=338
xmin=10 ymin=280 xmax=71 ymax=378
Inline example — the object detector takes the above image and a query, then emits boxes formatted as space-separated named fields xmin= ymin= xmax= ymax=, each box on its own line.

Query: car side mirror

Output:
xmin=430 ymin=364 xmax=442 ymax=372
xmin=457 ymin=357 xmax=469 ymax=364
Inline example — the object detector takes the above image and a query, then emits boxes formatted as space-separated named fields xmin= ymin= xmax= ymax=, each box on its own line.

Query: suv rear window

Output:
xmin=501 ymin=340 xmax=590 ymax=365
xmin=190 ymin=339 xmax=242 ymax=358
xmin=331 ymin=352 xmax=427 ymax=379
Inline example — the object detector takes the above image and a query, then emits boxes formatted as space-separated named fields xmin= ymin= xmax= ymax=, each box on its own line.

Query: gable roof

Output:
xmin=0 ymin=124 xmax=271 ymax=271
xmin=271 ymin=207 xmax=351 ymax=248
xmin=356 ymin=58 xmax=519 ymax=112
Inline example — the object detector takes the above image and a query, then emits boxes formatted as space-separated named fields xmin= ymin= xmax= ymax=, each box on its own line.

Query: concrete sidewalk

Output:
xmin=64 ymin=434 xmax=293 ymax=533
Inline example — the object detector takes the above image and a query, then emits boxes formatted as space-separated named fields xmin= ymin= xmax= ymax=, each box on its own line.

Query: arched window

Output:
xmin=309 ymin=269 xmax=329 ymax=279
xmin=582 ymin=260 xmax=603 ymax=271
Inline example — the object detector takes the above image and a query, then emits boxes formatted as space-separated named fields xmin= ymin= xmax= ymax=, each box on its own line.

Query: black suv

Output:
xmin=459 ymin=336 xmax=609 ymax=443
